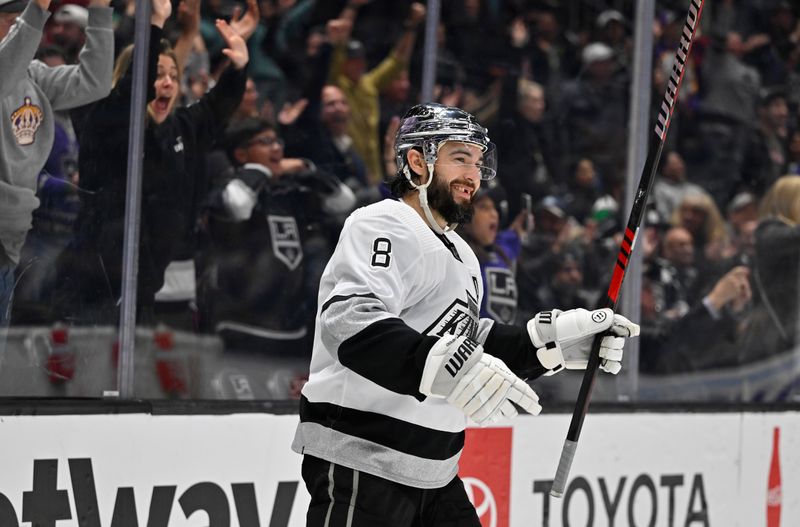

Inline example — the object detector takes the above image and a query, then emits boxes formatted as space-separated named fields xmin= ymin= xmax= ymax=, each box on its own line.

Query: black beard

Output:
xmin=426 ymin=177 xmax=474 ymax=225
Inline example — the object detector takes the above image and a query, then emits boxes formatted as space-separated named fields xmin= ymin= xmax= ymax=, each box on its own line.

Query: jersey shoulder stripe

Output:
xmin=321 ymin=292 xmax=378 ymax=314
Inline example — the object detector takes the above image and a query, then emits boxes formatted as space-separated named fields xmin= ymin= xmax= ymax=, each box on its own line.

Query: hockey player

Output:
xmin=292 ymin=103 xmax=639 ymax=526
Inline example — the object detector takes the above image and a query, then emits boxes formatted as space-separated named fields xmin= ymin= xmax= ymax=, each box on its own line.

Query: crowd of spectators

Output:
xmin=2 ymin=0 xmax=800 ymax=395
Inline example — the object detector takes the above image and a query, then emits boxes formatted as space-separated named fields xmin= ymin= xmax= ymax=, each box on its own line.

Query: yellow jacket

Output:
xmin=329 ymin=46 xmax=406 ymax=186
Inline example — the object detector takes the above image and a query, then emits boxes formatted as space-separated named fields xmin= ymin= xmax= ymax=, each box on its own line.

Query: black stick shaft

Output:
xmin=550 ymin=0 xmax=706 ymax=498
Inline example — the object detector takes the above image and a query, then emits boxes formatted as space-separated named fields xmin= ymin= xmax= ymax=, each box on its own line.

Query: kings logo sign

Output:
xmin=268 ymin=215 xmax=303 ymax=270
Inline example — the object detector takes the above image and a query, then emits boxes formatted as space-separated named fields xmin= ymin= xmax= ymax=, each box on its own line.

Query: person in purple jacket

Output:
xmin=457 ymin=183 xmax=525 ymax=324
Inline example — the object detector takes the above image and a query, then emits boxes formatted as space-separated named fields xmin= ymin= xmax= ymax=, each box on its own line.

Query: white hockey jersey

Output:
xmin=292 ymin=199 xmax=540 ymax=488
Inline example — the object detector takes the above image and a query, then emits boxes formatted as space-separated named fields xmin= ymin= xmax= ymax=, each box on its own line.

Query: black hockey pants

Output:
xmin=301 ymin=455 xmax=482 ymax=527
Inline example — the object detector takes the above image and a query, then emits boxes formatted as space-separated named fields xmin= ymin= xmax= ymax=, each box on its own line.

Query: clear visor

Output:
xmin=434 ymin=141 xmax=497 ymax=181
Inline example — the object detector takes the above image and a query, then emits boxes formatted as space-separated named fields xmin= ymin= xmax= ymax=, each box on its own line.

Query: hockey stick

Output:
xmin=550 ymin=0 xmax=706 ymax=498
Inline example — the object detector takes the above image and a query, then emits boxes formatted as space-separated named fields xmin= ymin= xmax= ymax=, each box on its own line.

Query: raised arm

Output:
xmin=325 ymin=17 xmax=352 ymax=85
xmin=363 ymin=3 xmax=425 ymax=92
xmin=228 ymin=0 xmax=259 ymax=41
xmin=82 ymin=0 xmax=168 ymax=130
xmin=28 ymin=0 xmax=118 ymax=110
xmin=391 ymin=2 xmax=425 ymax=65
xmin=0 ymin=0 xmax=50 ymax=98
xmin=337 ymin=0 xmax=369 ymax=26
xmin=178 ymin=19 xmax=248 ymax=146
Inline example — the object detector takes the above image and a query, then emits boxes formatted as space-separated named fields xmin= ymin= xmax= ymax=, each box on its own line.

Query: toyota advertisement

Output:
xmin=0 ymin=411 xmax=795 ymax=526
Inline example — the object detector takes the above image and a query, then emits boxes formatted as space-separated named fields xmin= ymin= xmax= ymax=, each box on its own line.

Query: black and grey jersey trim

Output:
xmin=321 ymin=293 xmax=379 ymax=314
xmin=300 ymin=396 xmax=464 ymax=460
xmin=294 ymin=396 xmax=464 ymax=488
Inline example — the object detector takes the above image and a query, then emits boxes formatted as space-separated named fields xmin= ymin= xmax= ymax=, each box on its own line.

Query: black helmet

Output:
xmin=393 ymin=103 xmax=497 ymax=181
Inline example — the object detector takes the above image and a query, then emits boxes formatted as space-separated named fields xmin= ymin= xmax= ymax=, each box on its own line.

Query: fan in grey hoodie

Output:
xmin=0 ymin=0 xmax=112 ymax=325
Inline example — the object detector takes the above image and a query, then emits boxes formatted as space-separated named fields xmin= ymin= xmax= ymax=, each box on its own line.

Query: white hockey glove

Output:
xmin=527 ymin=308 xmax=640 ymax=376
xmin=419 ymin=335 xmax=542 ymax=425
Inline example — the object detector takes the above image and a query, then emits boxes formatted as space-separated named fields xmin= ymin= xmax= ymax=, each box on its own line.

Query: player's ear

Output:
xmin=406 ymin=149 xmax=428 ymax=182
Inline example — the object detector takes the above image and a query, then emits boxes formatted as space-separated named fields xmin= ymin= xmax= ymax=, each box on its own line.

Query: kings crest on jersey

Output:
xmin=423 ymin=278 xmax=481 ymax=340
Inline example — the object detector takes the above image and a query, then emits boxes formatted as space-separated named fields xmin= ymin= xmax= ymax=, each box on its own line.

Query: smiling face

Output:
xmin=148 ymin=54 xmax=180 ymax=125
xmin=235 ymin=128 xmax=285 ymax=175
xmin=421 ymin=141 xmax=484 ymax=225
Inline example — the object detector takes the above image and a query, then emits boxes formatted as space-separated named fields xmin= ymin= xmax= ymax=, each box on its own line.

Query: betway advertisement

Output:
xmin=0 ymin=411 xmax=795 ymax=526
xmin=0 ymin=414 xmax=309 ymax=527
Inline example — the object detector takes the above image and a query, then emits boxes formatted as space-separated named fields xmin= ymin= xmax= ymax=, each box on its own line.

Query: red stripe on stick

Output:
xmin=621 ymin=237 xmax=632 ymax=254
xmin=625 ymin=227 xmax=635 ymax=244
xmin=607 ymin=260 xmax=626 ymax=303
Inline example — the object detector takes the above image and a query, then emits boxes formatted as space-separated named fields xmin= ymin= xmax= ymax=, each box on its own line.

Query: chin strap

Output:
xmin=406 ymin=163 xmax=457 ymax=234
